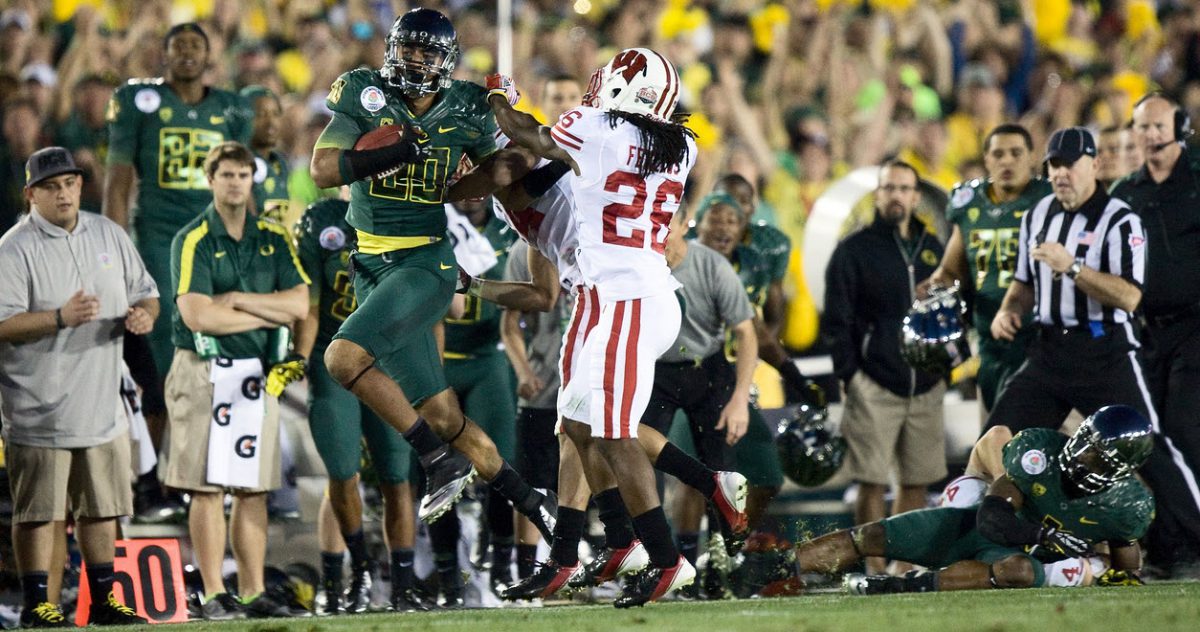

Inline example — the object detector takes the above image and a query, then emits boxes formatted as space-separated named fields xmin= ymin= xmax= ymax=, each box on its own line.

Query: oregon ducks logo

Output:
xmin=212 ymin=402 xmax=232 ymax=426
xmin=1032 ymin=483 xmax=1047 ymax=497
xmin=159 ymin=107 xmax=173 ymax=123
xmin=235 ymin=435 xmax=258 ymax=458
xmin=921 ymin=250 xmax=938 ymax=266
xmin=967 ymin=207 xmax=980 ymax=223
xmin=259 ymin=244 xmax=275 ymax=256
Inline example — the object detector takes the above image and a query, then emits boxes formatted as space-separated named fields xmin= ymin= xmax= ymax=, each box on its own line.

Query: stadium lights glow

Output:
xmin=574 ymin=0 xmax=591 ymax=15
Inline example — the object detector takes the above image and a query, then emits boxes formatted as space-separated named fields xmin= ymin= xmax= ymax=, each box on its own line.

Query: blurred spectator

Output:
xmin=240 ymin=85 xmax=290 ymax=223
xmin=1097 ymin=124 xmax=1125 ymax=188
xmin=823 ymin=161 xmax=946 ymax=575
xmin=1 ymin=98 xmax=42 ymax=233
xmin=55 ymin=74 xmax=118 ymax=212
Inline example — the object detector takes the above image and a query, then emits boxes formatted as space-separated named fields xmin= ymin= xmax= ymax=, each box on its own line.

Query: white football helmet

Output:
xmin=593 ymin=48 xmax=680 ymax=121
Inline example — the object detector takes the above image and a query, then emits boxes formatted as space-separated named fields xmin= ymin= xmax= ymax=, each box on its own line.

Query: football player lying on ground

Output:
xmin=794 ymin=405 xmax=1153 ymax=593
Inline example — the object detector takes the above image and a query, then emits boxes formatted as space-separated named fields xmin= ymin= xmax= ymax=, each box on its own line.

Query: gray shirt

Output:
xmin=505 ymin=240 xmax=572 ymax=409
xmin=0 ymin=210 xmax=158 ymax=448
xmin=660 ymin=241 xmax=754 ymax=363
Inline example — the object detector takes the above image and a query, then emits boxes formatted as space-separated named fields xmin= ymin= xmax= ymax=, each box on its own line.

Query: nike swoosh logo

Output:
xmin=210 ymin=115 xmax=225 ymax=125
xmin=439 ymin=262 xmax=453 ymax=270
xmin=214 ymin=251 xmax=226 ymax=258
xmin=1080 ymin=516 xmax=1099 ymax=525
xmin=417 ymin=138 xmax=431 ymax=144
xmin=438 ymin=126 xmax=457 ymax=133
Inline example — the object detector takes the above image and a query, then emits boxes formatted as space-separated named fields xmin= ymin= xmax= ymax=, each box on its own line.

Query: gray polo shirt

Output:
xmin=0 ymin=209 xmax=158 ymax=448
xmin=505 ymin=240 xmax=572 ymax=410
xmin=660 ymin=241 xmax=754 ymax=364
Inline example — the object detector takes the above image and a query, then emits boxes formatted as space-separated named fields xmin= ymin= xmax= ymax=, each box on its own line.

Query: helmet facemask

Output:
xmin=1060 ymin=408 xmax=1153 ymax=494
xmin=382 ymin=21 xmax=458 ymax=97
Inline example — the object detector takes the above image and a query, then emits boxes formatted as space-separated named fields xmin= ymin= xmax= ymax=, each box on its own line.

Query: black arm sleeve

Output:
xmin=340 ymin=141 xmax=424 ymax=182
xmin=520 ymin=160 xmax=571 ymax=199
xmin=977 ymin=495 xmax=1044 ymax=547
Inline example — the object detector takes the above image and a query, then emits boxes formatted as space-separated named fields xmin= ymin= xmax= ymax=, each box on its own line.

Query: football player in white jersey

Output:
xmin=479 ymin=50 xmax=736 ymax=606
xmin=448 ymin=69 xmax=749 ymax=603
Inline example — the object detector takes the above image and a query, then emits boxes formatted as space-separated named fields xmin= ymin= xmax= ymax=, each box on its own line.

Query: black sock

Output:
xmin=630 ymin=507 xmax=679 ymax=569
xmin=491 ymin=537 xmax=514 ymax=581
xmin=488 ymin=462 xmax=539 ymax=514
xmin=594 ymin=488 xmax=635 ymax=549
xmin=22 ymin=572 xmax=49 ymax=610
xmin=321 ymin=551 xmax=344 ymax=588
xmin=655 ymin=443 xmax=716 ymax=497
xmin=391 ymin=549 xmax=415 ymax=592
xmin=402 ymin=417 xmax=445 ymax=457
xmin=550 ymin=507 xmax=586 ymax=567
xmin=343 ymin=529 xmax=370 ymax=570
xmin=677 ymin=532 xmax=700 ymax=566
xmin=429 ymin=510 xmax=461 ymax=567
xmin=87 ymin=563 xmax=116 ymax=604
xmin=488 ymin=489 xmax=516 ymax=540
xmin=516 ymin=544 xmax=538 ymax=579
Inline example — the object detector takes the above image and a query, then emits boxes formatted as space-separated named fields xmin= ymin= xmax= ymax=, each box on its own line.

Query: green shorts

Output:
xmin=332 ymin=239 xmax=457 ymax=407
xmin=977 ymin=331 xmax=1033 ymax=412
xmin=881 ymin=506 xmax=1045 ymax=585
xmin=308 ymin=351 xmax=412 ymax=484
xmin=134 ymin=234 xmax=175 ymax=380
xmin=667 ymin=405 xmax=784 ymax=488
xmin=445 ymin=352 xmax=516 ymax=462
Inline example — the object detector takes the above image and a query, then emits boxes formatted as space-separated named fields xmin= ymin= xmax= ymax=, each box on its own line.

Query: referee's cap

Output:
xmin=1044 ymin=126 xmax=1097 ymax=165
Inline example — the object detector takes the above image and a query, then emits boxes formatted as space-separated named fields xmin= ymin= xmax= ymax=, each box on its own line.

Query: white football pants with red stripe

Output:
xmin=559 ymin=290 xmax=681 ymax=439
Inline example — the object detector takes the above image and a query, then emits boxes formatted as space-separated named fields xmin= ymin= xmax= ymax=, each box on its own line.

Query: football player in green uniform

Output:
xmin=794 ymin=405 xmax=1153 ymax=593
xmin=307 ymin=7 xmax=553 ymax=539
xmin=928 ymin=124 xmax=1051 ymax=412
xmin=431 ymin=199 xmax=519 ymax=604
xmin=241 ymin=86 xmax=291 ymax=223
xmin=294 ymin=198 xmax=428 ymax=613
xmin=104 ymin=23 xmax=254 ymax=379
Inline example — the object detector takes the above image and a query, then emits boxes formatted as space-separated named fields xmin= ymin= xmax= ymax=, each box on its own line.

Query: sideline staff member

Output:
xmin=165 ymin=141 xmax=309 ymax=620
xmin=1111 ymin=92 xmax=1200 ymax=575
xmin=0 ymin=148 xmax=153 ymax=627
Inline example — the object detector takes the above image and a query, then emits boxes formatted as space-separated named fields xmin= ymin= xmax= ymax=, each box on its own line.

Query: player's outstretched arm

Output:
xmin=465 ymin=245 xmax=560 ymax=312
xmin=485 ymin=77 xmax=579 ymax=174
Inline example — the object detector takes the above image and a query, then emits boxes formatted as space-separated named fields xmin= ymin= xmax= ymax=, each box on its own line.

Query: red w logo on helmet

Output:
xmin=611 ymin=50 xmax=648 ymax=82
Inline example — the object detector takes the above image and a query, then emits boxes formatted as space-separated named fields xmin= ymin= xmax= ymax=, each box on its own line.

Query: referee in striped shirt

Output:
xmin=984 ymin=128 xmax=1200 ymax=561
xmin=985 ymin=126 xmax=1149 ymax=430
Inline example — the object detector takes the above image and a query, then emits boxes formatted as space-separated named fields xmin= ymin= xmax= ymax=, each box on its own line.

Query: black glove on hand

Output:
xmin=1038 ymin=527 xmax=1093 ymax=557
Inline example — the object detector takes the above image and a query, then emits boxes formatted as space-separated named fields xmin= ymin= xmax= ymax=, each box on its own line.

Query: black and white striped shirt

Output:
xmin=1015 ymin=186 xmax=1146 ymax=328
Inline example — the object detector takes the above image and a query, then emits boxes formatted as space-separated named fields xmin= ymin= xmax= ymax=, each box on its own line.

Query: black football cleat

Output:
xmin=613 ymin=556 xmax=696 ymax=608
xmin=418 ymin=446 xmax=476 ymax=523
xmin=500 ymin=560 xmax=580 ymax=600
xmin=569 ymin=540 xmax=649 ymax=588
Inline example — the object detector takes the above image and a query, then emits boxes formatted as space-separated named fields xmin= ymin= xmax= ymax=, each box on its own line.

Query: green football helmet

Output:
xmin=777 ymin=405 xmax=845 ymax=487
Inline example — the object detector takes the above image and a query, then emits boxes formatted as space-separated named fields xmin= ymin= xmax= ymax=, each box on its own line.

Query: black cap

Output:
xmin=1044 ymin=126 xmax=1097 ymax=164
xmin=25 ymin=147 xmax=83 ymax=187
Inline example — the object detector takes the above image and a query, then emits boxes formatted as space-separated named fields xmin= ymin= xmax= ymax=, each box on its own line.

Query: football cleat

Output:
xmin=570 ymin=540 xmax=649 ymax=588
xmin=418 ymin=446 xmax=476 ymax=523
xmin=389 ymin=588 xmax=433 ymax=612
xmin=87 ymin=591 xmax=148 ymax=626
xmin=343 ymin=565 xmax=373 ymax=614
xmin=844 ymin=570 xmax=937 ymax=595
xmin=318 ymin=581 xmax=343 ymax=616
xmin=708 ymin=471 xmax=749 ymax=556
xmin=500 ymin=560 xmax=580 ymax=600
xmin=20 ymin=602 xmax=70 ymax=628
xmin=613 ymin=556 xmax=696 ymax=608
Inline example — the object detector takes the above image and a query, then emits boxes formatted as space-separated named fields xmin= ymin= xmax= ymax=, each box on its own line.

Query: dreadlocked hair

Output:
xmin=606 ymin=111 xmax=696 ymax=178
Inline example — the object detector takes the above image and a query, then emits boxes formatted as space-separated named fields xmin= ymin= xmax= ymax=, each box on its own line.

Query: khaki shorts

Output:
xmin=5 ymin=435 xmax=133 ymax=523
xmin=841 ymin=371 xmax=947 ymax=486
xmin=163 ymin=349 xmax=281 ymax=493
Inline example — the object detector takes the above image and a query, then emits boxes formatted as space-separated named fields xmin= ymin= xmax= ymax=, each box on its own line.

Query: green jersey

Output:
xmin=946 ymin=178 xmax=1051 ymax=333
xmin=295 ymin=199 xmax=356 ymax=356
xmin=170 ymin=205 xmax=311 ymax=360
xmin=1003 ymin=428 xmax=1154 ymax=560
xmin=731 ymin=244 xmax=772 ymax=310
xmin=445 ymin=216 xmax=516 ymax=358
xmin=744 ymin=221 xmax=791 ymax=284
xmin=107 ymin=79 xmax=253 ymax=239
xmin=316 ymin=69 xmax=498 ymax=239
xmin=253 ymin=149 xmax=291 ymax=223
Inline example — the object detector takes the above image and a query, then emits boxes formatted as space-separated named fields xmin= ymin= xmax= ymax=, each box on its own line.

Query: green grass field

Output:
xmin=124 ymin=583 xmax=1200 ymax=632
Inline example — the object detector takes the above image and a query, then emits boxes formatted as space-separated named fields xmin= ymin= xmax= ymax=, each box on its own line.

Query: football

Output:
xmin=354 ymin=124 xmax=405 ymax=150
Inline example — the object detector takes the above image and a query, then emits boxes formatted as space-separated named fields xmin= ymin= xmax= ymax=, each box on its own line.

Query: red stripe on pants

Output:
xmin=618 ymin=299 xmax=642 ymax=438
xmin=560 ymin=285 xmax=587 ymax=386
xmin=603 ymin=301 xmax=626 ymax=439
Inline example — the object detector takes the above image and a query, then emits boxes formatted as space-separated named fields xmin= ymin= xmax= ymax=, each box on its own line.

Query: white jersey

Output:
xmin=549 ymin=106 xmax=695 ymax=302
xmin=492 ymin=131 xmax=582 ymax=290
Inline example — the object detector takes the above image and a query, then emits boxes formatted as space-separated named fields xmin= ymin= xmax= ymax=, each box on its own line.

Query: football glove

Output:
xmin=266 ymin=353 xmax=307 ymax=397
xmin=454 ymin=265 xmax=483 ymax=296
xmin=1037 ymin=527 xmax=1094 ymax=558
xmin=486 ymin=73 xmax=520 ymax=106
xmin=1096 ymin=569 xmax=1144 ymax=587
